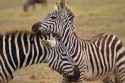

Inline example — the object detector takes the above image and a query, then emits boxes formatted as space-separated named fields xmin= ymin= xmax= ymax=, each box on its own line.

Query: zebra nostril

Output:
xmin=32 ymin=22 xmax=41 ymax=32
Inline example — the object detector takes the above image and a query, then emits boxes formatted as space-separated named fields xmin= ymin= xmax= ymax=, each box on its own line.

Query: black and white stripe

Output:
xmin=0 ymin=31 xmax=80 ymax=83
xmin=33 ymin=3 xmax=125 ymax=83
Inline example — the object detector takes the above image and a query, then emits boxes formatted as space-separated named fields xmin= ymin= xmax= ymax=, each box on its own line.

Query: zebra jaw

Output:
xmin=63 ymin=65 xmax=80 ymax=82
xmin=41 ymin=38 xmax=57 ymax=48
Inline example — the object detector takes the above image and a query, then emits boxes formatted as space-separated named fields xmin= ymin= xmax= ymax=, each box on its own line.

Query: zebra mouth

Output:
xmin=63 ymin=65 xmax=80 ymax=82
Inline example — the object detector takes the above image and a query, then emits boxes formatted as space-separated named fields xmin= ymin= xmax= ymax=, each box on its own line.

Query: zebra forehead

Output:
xmin=48 ymin=6 xmax=74 ymax=18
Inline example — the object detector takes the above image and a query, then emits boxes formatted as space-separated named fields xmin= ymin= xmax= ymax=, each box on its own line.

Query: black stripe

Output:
xmin=0 ymin=59 xmax=4 ymax=80
xmin=26 ymin=38 xmax=32 ymax=66
xmin=111 ymin=35 xmax=118 ymax=67
xmin=72 ymin=39 xmax=79 ymax=59
xmin=117 ymin=51 xmax=125 ymax=63
xmin=18 ymin=33 xmax=25 ymax=68
xmin=88 ymin=42 xmax=94 ymax=73
xmin=11 ymin=33 xmax=18 ymax=68
xmin=5 ymin=35 xmax=16 ymax=70
xmin=90 ymin=43 xmax=99 ymax=76
xmin=0 ymin=59 xmax=7 ymax=81
xmin=4 ymin=36 xmax=12 ymax=77
xmin=96 ymin=39 xmax=104 ymax=76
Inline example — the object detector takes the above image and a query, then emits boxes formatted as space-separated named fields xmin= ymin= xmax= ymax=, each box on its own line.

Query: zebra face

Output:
xmin=32 ymin=5 xmax=74 ymax=38
xmin=33 ymin=32 xmax=80 ymax=82
xmin=41 ymin=39 xmax=80 ymax=82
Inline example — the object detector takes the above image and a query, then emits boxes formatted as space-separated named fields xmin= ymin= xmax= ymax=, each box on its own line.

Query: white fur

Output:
xmin=47 ymin=38 xmax=57 ymax=48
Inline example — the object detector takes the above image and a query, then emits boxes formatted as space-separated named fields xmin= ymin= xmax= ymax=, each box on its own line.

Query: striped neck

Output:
xmin=1 ymin=32 xmax=48 ymax=71
xmin=16 ymin=34 xmax=50 ymax=68
xmin=61 ymin=27 xmax=80 ymax=53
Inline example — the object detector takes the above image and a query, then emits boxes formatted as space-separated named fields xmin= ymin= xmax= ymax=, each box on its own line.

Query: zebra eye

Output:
xmin=50 ymin=16 xmax=56 ymax=20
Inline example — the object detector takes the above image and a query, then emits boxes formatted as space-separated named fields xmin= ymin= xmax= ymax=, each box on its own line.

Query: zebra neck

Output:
xmin=14 ymin=35 xmax=45 ymax=69
xmin=61 ymin=29 xmax=80 ymax=54
xmin=21 ymin=36 xmax=46 ymax=68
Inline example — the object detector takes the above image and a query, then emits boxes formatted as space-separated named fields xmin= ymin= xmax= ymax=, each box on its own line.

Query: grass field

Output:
xmin=0 ymin=0 xmax=125 ymax=83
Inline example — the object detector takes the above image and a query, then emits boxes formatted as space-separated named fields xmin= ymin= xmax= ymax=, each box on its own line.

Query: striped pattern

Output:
xmin=32 ymin=6 xmax=125 ymax=83
xmin=0 ymin=31 xmax=78 ymax=83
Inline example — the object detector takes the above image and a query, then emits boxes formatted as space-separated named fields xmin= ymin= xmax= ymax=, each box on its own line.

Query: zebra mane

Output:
xmin=0 ymin=30 xmax=60 ymax=40
xmin=0 ymin=30 xmax=32 ymax=36
xmin=65 ymin=6 xmax=75 ymax=19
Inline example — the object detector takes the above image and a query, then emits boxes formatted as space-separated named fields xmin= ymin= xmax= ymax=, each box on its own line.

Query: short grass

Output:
xmin=0 ymin=0 xmax=125 ymax=83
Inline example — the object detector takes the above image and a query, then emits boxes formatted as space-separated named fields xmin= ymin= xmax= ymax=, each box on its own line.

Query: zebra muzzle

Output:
xmin=66 ymin=65 xmax=80 ymax=82
xmin=32 ymin=22 xmax=42 ymax=35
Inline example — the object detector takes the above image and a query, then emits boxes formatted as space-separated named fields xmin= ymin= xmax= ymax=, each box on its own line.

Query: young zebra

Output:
xmin=0 ymin=31 xmax=80 ymax=83
xmin=32 ymin=0 xmax=125 ymax=83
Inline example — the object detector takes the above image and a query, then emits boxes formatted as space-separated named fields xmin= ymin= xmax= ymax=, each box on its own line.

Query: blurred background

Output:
xmin=0 ymin=0 xmax=125 ymax=83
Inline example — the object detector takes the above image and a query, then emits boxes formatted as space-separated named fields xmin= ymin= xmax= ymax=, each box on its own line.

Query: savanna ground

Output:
xmin=0 ymin=0 xmax=125 ymax=83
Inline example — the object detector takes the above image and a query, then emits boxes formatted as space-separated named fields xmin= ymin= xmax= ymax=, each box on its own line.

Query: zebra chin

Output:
xmin=64 ymin=65 xmax=80 ymax=82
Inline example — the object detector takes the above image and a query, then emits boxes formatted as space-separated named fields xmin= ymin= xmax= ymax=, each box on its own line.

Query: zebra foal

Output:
xmin=32 ymin=0 xmax=125 ymax=83
xmin=0 ymin=31 xmax=80 ymax=83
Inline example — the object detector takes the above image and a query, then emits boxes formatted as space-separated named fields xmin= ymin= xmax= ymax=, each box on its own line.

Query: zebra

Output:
xmin=0 ymin=31 xmax=80 ymax=83
xmin=32 ymin=0 xmax=125 ymax=83
xmin=23 ymin=0 xmax=47 ymax=12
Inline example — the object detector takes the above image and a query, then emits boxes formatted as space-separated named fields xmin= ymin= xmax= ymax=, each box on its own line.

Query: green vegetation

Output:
xmin=0 ymin=0 xmax=125 ymax=82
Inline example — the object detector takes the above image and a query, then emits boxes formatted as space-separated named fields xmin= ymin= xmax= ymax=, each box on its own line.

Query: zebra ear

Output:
xmin=60 ymin=0 xmax=65 ymax=8
xmin=41 ymin=38 xmax=57 ymax=48
xmin=54 ymin=5 xmax=59 ymax=10
xmin=54 ymin=2 xmax=60 ymax=10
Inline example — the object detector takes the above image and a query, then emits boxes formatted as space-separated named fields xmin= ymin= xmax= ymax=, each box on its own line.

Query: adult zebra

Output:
xmin=23 ymin=0 xmax=47 ymax=12
xmin=0 ymin=31 xmax=80 ymax=83
xmin=32 ymin=0 xmax=125 ymax=83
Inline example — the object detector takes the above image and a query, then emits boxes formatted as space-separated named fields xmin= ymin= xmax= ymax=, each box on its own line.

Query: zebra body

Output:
xmin=82 ymin=33 xmax=125 ymax=80
xmin=32 ymin=1 xmax=125 ymax=82
xmin=0 ymin=31 xmax=80 ymax=83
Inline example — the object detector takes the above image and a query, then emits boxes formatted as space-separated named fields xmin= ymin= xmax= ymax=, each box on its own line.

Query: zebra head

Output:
xmin=34 ymin=33 xmax=80 ymax=82
xmin=32 ymin=0 xmax=74 ymax=38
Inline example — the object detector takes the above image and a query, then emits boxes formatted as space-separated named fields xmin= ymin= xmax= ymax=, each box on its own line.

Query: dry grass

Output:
xmin=0 ymin=0 xmax=125 ymax=83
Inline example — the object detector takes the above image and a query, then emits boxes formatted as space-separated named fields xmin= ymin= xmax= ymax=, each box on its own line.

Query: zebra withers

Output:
xmin=32 ymin=0 xmax=125 ymax=83
xmin=0 ymin=31 xmax=80 ymax=83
